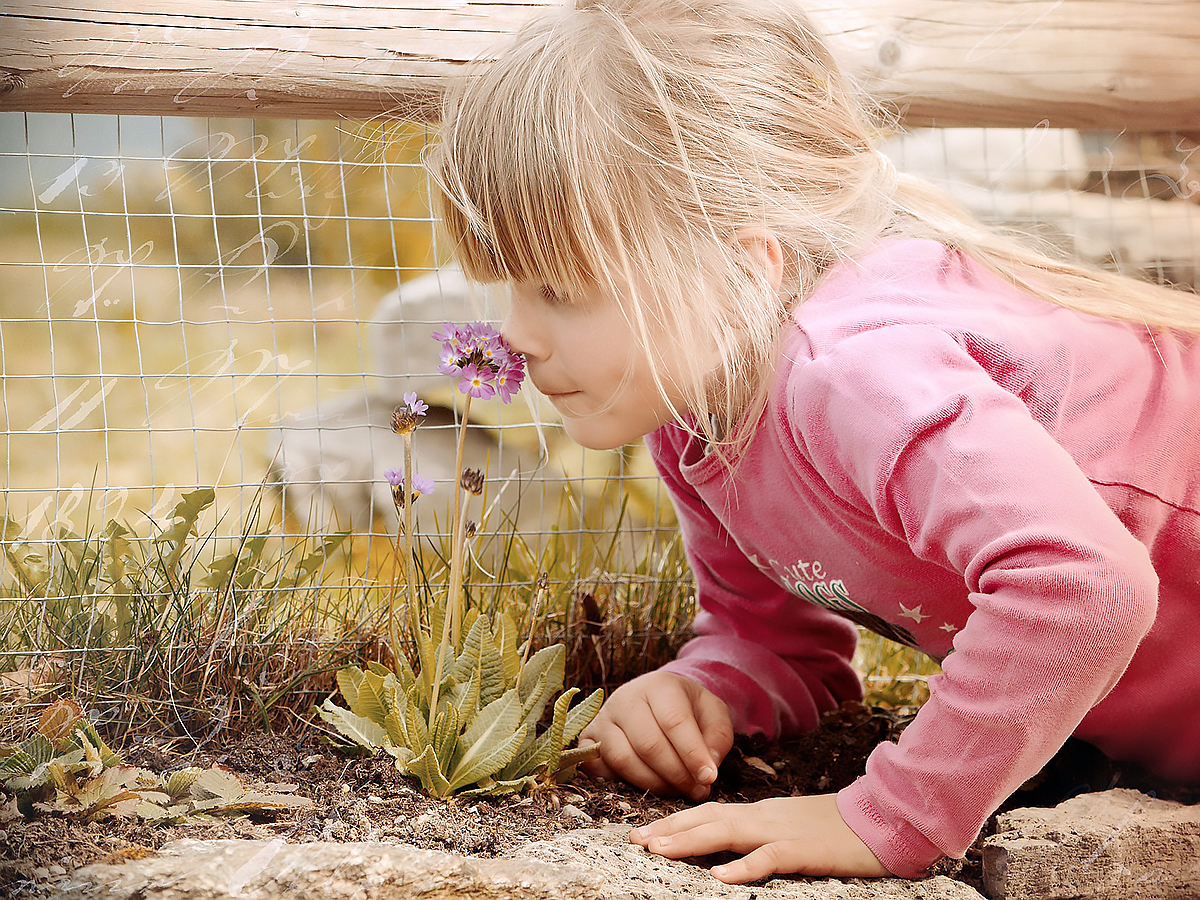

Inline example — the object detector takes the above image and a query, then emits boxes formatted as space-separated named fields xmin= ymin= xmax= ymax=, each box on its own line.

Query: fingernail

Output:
xmin=698 ymin=765 xmax=716 ymax=783
xmin=634 ymin=826 xmax=650 ymax=840
xmin=654 ymin=835 xmax=672 ymax=848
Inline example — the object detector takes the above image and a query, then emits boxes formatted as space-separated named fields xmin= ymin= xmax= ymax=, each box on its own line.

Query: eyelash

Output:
xmin=540 ymin=285 xmax=568 ymax=305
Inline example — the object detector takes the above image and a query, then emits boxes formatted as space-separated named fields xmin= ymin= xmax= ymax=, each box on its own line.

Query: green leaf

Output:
xmin=552 ymin=743 xmax=603 ymax=782
xmin=277 ymin=532 xmax=348 ymax=589
xmin=153 ymin=488 xmax=216 ymax=574
xmin=502 ymin=687 xmax=577 ymax=781
xmin=452 ymin=615 xmax=488 ymax=685
xmin=561 ymin=688 xmax=604 ymax=747
xmin=352 ymin=668 xmax=390 ymax=725
xmin=163 ymin=767 xmax=202 ymax=802
xmin=452 ymin=663 xmax=481 ymax=724
xmin=335 ymin=667 xmax=365 ymax=714
xmin=448 ymin=724 xmax=529 ymax=793
xmin=518 ymin=645 xmax=565 ymax=704
xmin=446 ymin=690 xmax=525 ymax=792
xmin=494 ymin=613 xmax=521 ymax=685
xmin=317 ymin=699 xmax=387 ymax=750
xmin=403 ymin=691 xmax=430 ymax=754
xmin=0 ymin=734 xmax=56 ymax=777
xmin=431 ymin=704 xmax=460 ymax=771
xmin=404 ymin=745 xmax=450 ymax=798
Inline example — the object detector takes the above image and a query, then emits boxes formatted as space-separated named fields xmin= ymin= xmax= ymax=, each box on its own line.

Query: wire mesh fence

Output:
xmin=2 ymin=112 xmax=1197 ymax=733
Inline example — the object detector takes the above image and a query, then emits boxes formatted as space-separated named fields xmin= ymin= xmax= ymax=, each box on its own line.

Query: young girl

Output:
xmin=426 ymin=0 xmax=1200 ymax=883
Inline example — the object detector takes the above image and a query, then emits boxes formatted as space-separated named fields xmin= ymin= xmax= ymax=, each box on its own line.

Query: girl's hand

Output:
xmin=579 ymin=671 xmax=734 ymax=801
xmin=631 ymin=794 xmax=890 ymax=883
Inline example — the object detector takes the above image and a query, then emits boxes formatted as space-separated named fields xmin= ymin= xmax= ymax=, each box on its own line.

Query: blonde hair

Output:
xmin=427 ymin=0 xmax=1200 ymax=452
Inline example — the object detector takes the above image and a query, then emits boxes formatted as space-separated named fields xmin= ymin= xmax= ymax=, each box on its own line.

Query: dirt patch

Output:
xmin=4 ymin=702 xmax=1196 ymax=899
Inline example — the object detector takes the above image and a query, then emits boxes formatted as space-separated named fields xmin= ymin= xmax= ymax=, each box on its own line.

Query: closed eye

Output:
xmin=540 ymin=284 xmax=569 ymax=305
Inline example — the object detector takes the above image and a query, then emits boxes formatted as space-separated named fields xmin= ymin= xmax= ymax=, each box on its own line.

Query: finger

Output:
xmin=693 ymin=691 xmax=734 ymax=763
xmin=650 ymin=697 xmax=720 ymax=790
xmin=636 ymin=815 xmax=755 ymax=860
xmin=596 ymin=726 xmax=678 ymax=796
xmin=621 ymin=699 xmax=706 ymax=798
xmin=711 ymin=842 xmax=797 ymax=884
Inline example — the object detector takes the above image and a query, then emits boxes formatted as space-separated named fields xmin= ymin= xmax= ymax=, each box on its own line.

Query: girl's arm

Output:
xmin=647 ymin=424 xmax=864 ymax=738
xmin=792 ymin=324 xmax=1158 ymax=876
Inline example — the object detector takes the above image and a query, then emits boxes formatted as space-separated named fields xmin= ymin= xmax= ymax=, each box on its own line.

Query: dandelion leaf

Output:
xmin=334 ymin=667 xmax=365 ymax=714
xmin=154 ymin=488 xmax=215 ymax=571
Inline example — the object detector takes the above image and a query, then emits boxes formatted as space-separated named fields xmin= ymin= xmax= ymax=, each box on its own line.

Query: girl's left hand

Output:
xmin=630 ymin=793 xmax=890 ymax=883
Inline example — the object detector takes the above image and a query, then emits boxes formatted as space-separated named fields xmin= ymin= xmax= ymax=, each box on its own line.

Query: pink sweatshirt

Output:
xmin=651 ymin=239 xmax=1200 ymax=878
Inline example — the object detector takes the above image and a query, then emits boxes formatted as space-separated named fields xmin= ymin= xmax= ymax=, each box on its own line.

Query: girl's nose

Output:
xmin=501 ymin=293 xmax=547 ymax=361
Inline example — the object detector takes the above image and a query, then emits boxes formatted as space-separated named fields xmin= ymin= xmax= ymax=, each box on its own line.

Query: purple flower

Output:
xmin=403 ymin=391 xmax=429 ymax=417
xmin=433 ymin=321 xmax=526 ymax=403
xmin=494 ymin=358 xmax=525 ymax=403
xmin=458 ymin=364 xmax=497 ymax=400
xmin=385 ymin=469 xmax=435 ymax=507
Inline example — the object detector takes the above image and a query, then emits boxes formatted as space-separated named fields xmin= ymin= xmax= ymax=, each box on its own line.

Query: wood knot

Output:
xmin=0 ymin=69 xmax=27 ymax=94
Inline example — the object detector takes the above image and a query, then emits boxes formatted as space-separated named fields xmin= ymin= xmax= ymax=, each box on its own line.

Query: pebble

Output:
xmin=560 ymin=804 xmax=593 ymax=824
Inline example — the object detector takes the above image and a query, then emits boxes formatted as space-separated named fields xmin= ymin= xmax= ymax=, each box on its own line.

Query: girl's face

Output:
xmin=502 ymin=280 xmax=691 ymax=450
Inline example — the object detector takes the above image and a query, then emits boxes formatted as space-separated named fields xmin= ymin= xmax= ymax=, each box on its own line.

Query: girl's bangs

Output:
xmin=434 ymin=44 xmax=621 ymax=297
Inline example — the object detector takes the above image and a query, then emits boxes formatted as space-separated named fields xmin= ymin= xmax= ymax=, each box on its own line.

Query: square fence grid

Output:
xmin=1 ymin=113 xmax=1198 ymax=719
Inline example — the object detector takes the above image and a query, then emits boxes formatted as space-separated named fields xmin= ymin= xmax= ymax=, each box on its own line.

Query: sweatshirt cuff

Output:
xmin=837 ymin=778 xmax=946 ymax=879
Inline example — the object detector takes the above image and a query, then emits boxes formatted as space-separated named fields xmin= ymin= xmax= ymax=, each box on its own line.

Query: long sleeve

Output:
xmin=788 ymin=324 xmax=1160 ymax=876
xmin=648 ymin=427 xmax=863 ymax=738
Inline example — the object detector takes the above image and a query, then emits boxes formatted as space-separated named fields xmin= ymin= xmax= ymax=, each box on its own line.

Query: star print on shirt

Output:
xmin=939 ymin=622 xmax=958 ymax=633
xmin=898 ymin=602 xmax=929 ymax=624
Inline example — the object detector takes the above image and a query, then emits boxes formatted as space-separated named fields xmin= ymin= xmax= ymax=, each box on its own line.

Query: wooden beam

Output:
xmin=1 ymin=1 xmax=1198 ymax=128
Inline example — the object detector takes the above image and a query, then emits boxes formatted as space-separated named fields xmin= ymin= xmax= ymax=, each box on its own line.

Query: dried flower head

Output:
xmin=464 ymin=520 xmax=477 ymax=539
xmin=432 ymin=321 xmax=526 ymax=404
xmin=391 ymin=392 xmax=429 ymax=435
xmin=460 ymin=468 xmax=485 ymax=495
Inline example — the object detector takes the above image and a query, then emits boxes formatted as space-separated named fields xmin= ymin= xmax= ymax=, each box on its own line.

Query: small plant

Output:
xmin=0 ymin=487 xmax=362 ymax=742
xmin=319 ymin=322 xmax=603 ymax=797
xmin=0 ymin=699 xmax=310 ymax=822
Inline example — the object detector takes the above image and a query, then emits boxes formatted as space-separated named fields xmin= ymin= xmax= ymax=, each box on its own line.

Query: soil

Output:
xmin=3 ymin=702 xmax=1197 ymax=899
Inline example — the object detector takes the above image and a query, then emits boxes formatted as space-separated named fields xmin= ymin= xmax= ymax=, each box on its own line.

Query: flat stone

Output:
xmin=57 ymin=826 xmax=985 ymax=900
xmin=982 ymin=788 xmax=1200 ymax=900
xmin=56 ymin=838 xmax=606 ymax=900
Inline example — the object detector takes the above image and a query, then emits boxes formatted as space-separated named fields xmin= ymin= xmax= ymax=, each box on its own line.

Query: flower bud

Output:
xmin=460 ymin=468 xmax=485 ymax=495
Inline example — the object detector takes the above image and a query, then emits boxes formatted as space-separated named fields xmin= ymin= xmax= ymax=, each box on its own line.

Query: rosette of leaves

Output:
xmin=0 ymin=699 xmax=310 ymax=822
xmin=318 ymin=608 xmax=603 ymax=798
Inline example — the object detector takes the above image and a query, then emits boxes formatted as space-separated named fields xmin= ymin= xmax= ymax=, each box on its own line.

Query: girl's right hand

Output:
xmin=578 ymin=670 xmax=734 ymax=800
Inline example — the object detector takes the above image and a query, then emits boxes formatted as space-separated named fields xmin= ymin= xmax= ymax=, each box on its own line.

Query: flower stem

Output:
xmin=402 ymin=432 xmax=421 ymax=639
xmin=446 ymin=393 xmax=473 ymax=649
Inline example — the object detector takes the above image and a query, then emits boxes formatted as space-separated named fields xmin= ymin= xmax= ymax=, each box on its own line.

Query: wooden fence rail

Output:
xmin=1 ymin=0 xmax=1198 ymax=127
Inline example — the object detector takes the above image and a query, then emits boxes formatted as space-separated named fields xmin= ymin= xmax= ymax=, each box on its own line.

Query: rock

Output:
xmin=61 ymin=827 xmax=985 ymax=900
xmin=58 ymin=838 xmax=606 ymax=900
xmin=982 ymin=788 xmax=1200 ymax=900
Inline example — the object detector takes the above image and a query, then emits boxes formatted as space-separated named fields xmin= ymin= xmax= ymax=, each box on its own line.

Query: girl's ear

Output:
xmin=734 ymin=228 xmax=785 ymax=295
